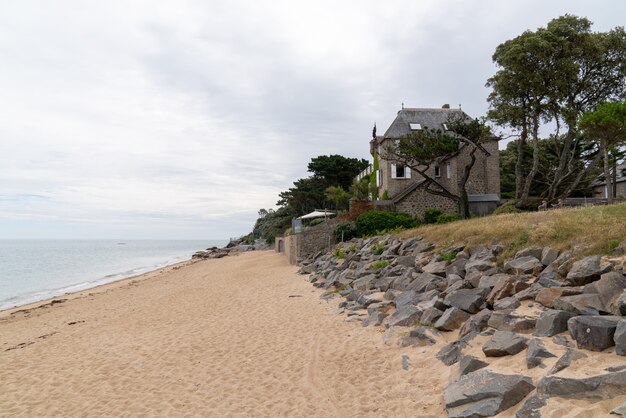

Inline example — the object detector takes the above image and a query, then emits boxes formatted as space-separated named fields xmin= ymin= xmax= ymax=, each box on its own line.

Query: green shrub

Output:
xmin=423 ymin=208 xmax=443 ymax=224
xmin=436 ymin=213 xmax=462 ymax=224
xmin=309 ymin=218 xmax=325 ymax=227
xmin=382 ymin=190 xmax=390 ymax=200
xmin=608 ymin=239 xmax=620 ymax=253
xmin=371 ymin=242 xmax=385 ymax=255
xmin=371 ymin=260 xmax=389 ymax=269
xmin=348 ymin=244 xmax=357 ymax=253
xmin=493 ymin=201 xmax=522 ymax=215
xmin=440 ymin=250 xmax=458 ymax=262
xmin=334 ymin=221 xmax=357 ymax=242
xmin=356 ymin=211 xmax=418 ymax=237
xmin=333 ymin=246 xmax=346 ymax=259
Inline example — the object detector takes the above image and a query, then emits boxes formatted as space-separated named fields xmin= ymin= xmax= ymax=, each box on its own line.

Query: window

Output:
xmin=446 ymin=162 xmax=452 ymax=178
xmin=409 ymin=123 xmax=422 ymax=130
xmin=442 ymin=123 xmax=449 ymax=131
xmin=391 ymin=164 xmax=411 ymax=179
xmin=434 ymin=164 xmax=441 ymax=178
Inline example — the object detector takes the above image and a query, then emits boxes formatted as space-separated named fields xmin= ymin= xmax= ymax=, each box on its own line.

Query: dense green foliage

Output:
xmin=580 ymin=101 xmax=626 ymax=202
xmin=333 ymin=221 xmax=357 ymax=242
xmin=355 ymin=211 xmax=418 ymax=237
xmin=423 ymin=209 xmax=443 ymax=224
xmin=492 ymin=201 xmax=523 ymax=215
xmin=245 ymin=207 xmax=295 ymax=244
xmin=277 ymin=155 xmax=369 ymax=215
xmin=435 ymin=213 xmax=462 ymax=224
xmin=487 ymin=15 xmax=626 ymax=205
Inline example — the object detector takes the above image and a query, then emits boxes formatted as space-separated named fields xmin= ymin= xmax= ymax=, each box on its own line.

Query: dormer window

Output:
xmin=442 ymin=123 xmax=449 ymax=131
xmin=409 ymin=123 xmax=422 ymax=130
xmin=434 ymin=164 xmax=441 ymax=178
xmin=391 ymin=164 xmax=411 ymax=179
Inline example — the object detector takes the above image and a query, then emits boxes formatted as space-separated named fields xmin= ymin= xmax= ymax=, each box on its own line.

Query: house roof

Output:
xmin=383 ymin=108 xmax=470 ymax=139
xmin=468 ymin=194 xmax=500 ymax=203
xmin=592 ymin=163 xmax=626 ymax=186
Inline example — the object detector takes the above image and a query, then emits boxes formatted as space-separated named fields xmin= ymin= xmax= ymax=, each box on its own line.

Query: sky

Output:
xmin=0 ymin=1 xmax=624 ymax=239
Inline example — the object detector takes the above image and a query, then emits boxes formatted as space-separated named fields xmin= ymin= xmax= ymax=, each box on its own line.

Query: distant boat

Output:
xmin=117 ymin=242 xmax=127 ymax=245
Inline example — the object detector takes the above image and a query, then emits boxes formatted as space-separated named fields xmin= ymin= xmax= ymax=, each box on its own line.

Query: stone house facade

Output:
xmin=365 ymin=106 xmax=500 ymax=218
xmin=592 ymin=163 xmax=626 ymax=199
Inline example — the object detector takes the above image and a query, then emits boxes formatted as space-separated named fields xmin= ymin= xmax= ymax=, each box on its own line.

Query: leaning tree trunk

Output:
xmin=602 ymin=138 xmax=613 ymax=204
xmin=458 ymin=146 xmax=478 ymax=219
xmin=519 ymin=114 xmax=540 ymax=208
xmin=515 ymin=123 xmax=528 ymax=200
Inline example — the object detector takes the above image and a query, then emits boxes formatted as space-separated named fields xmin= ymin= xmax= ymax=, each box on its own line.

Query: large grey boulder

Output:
xmin=553 ymin=293 xmax=606 ymax=315
xmin=486 ymin=275 xmax=530 ymax=305
xmin=566 ymin=255 xmax=612 ymax=286
xmin=615 ymin=320 xmax=626 ymax=356
xmin=443 ymin=370 xmax=534 ymax=417
xmin=393 ymin=290 xmax=421 ymax=309
xmin=422 ymin=259 xmax=448 ymax=277
xmin=420 ymin=306 xmax=444 ymax=325
xmin=526 ymin=338 xmax=556 ymax=369
xmin=435 ymin=307 xmax=471 ymax=331
xmin=483 ymin=331 xmax=529 ymax=357
xmin=407 ymin=272 xmax=447 ymax=293
xmin=504 ymin=256 xmax=544 ymax=275
xmin=387 ymin=305 xmax=422 ymax=327
xmin=541 ymin=247 xmax=560 ymax=266
xmin=446 ymin=258 xmax=467 ymax=278
xmin=584 ymin=271 xmax=626 ymax=314
xmin=493 ymin=296 xmax=521 ymax=311
xmin=535 ymin=286 xmax=584 ymax=308
xmin=488 ymin=312 xmax=536 ymax=333
xmin=352 ymin=274 xmax=378 ymax=291
xmin=444 ymin=288 xmax=488 ymax=314
xmin=534 ymin=310 xmax=576 ymax=337
xmin=515 ymin=394 xmax=548 ymax=418
xmin=537 ymin=370 xmax=626 ymax=400
xmin=568 ymin=315 xmax=622 ymax=351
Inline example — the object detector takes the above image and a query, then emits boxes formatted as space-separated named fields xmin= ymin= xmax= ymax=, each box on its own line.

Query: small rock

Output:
xmin=541 ymin=247 xmax=560 ymax=266
xmin=458 ymin=308 xmax=492 ymax=339
xmin=434 ymin=307 xmax=471 ymax=331
xmin=504 ymin=256 xmax=544 ymax=275
xmin=488 ymin=311 xmax=536 ymax=333
xmin=583 ymin=271 xmax=626 ymax=315
xmin=483 ymin=331 xmax=529 ymax=357
xmin=535 ymin=287 xmax=583 ymax=308
xmin=436 ymin=339 xmax=468 ymax=366
xmin=534 ymin=309 xmax=575 ymax=337
xmin=387 ymin=305 xmax=422 ymax=327
xmin=444 ymin=288 xmax=488 ymax=314
xmin=493 ymin=296 xmax=521 ymax=311
xmin=549 ymin=348 xmax=586 ymax=375
xmin=526 ymin=338 xmax=556 ymax=369
xmin=397 ymin=327 xmax=436 ymax=347
xmin=457 ymin=355 xmax=488 ymax=377
xmin=552 ymin=335 xmax=574 ymax=348
xmin=515 ymin=394 xmax=548 ymax=418
xmin=611 ymin=404 xmax=626 ymax=416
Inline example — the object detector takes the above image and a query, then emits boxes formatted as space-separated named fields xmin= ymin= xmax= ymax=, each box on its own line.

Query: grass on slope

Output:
xmin=397 ymin=203 xmax=626 ymax=260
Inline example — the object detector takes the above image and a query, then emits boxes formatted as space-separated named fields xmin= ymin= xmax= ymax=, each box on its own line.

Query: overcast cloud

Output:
xmin=0 ymin=1 xmax=624 ymax=239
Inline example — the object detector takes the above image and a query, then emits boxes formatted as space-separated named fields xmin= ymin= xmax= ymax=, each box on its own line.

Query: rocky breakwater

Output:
xmin=298 ymin=235 xmax=626 ymax=417
xmin=192 ymin=239 xmax=271 ymax=260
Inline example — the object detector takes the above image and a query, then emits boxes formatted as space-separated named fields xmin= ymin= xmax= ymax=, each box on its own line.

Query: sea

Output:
xmin=0 ymin=239 xmax=227 ymax=311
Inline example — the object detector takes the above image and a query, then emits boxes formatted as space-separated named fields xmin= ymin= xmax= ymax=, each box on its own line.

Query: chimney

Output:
xmin=442 ymin=104 xmax=450 ymax=109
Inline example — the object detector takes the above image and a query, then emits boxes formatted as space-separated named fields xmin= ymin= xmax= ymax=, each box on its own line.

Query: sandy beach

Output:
xmin=2 ymin=250 xmax=625 ymax=417
xmin=0 ymin=251 xmax=450 ymax=417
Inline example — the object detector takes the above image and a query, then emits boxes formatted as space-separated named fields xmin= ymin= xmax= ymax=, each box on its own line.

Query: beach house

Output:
xmin=362 ymin=105 xmax=500 ymax=218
